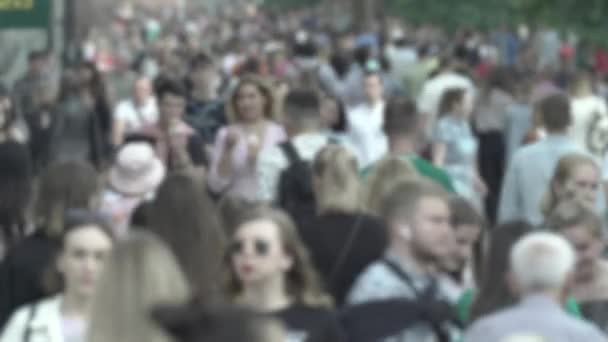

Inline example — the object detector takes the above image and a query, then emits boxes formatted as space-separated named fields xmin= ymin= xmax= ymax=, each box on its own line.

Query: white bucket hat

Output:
xmin=109 ymin=142 xmax=165 ymax=196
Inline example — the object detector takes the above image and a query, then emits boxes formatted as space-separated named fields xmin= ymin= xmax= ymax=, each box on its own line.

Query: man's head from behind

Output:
xmin=384 ymin=97 xmax=423 ymax=141
xmin=283 ymin=89 xmax=321 ymax=136
xmin=510 ymin=232 xmax=576 ymax=298
xmin=381 ymin=178 xmax=452 ymax=265
xmin=539 ymin=93 xmax=571 ymax=133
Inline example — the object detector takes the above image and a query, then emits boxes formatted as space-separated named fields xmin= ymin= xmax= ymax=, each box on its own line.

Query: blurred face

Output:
xmin=231 ymin=220 xmax=293 ymax=287
xmin=364 ymin=74 xmax=384 ymax=103
xmin=561 ymin=224 xmax=604 ymax=282
xmin=57 ymin=225 xmax=113 ymax=299
xmin=405 ymin=196 xmax=453 ymax=263
xmin=191 ymin=66 xmax=221 ymax=95
xmin=236 ymin=84 xmax=266 ymax=122
xmin=133 ymin=78 xmax=152 ymax=105
xmin=555 ymin=163 xmax=600 ymax=208
xmin=439 ymin=224 xmax=482 ymax=273
xmin=160 ymin=93 xmax=186 ymax=126
xmin=0 ymin=96 xmax=11 ymax=128
xmin=320 ymin=97 xmax=339 ymax=129
xmin=79 ymin=67 xmax=94 ymax=84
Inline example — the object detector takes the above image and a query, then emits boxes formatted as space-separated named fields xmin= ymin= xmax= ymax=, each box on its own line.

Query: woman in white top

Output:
xmin=570 ymin=70 xmax=608 ymax=161
xmin=1 ymin=209 xmax=114 ymax=342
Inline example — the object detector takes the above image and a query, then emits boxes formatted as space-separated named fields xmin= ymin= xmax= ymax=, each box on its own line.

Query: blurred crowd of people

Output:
xmin=1 ymin=1 xmax=608 ymax=341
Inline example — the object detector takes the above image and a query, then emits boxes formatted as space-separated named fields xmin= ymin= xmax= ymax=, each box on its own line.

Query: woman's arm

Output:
xmin=208 ymin=128 xmax=238 ymax=194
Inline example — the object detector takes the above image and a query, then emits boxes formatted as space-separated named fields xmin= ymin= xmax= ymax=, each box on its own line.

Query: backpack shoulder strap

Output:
xmin=280 ymin=141 xmax=301 ymax=164
xmin=382 ymin=258 xmax=422 ymax=298
xmin=328 ymin=215 xmax=364 ymax=284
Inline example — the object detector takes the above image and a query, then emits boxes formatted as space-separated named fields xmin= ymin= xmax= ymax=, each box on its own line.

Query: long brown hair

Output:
xmin=227 ymin=74 xmax=278 ymax=123
xmin=438 ymin=88 xmax=466 ymax=117
xmin=224 ymin=206 xmax=332 ymax=308
xmin=148 ymin=172 xmax=226 ymax=302
xmin=470 ymin=221 xmax=533 ymax=323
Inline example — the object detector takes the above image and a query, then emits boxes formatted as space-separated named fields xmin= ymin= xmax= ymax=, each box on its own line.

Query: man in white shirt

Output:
xmin=346 ymin=72 xmax=388 ymax=168
xmin=257 ymin=89 xmax=328 ymax=202
xmin=112 ymin=76 xmax=159 ymax=146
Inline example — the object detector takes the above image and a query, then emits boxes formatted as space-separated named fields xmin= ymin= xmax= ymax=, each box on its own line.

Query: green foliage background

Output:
xmin=263 ymin=0 xmax=323 ymax=9
xmin=386 ymin=0 xmax=608 ymax=44
xmin=262 ymin=0 xmax=608 ymax=45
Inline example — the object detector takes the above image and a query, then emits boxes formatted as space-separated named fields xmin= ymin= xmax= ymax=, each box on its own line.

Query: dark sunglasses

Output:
xmin=230 ymin=239 xmax=270 ymax=257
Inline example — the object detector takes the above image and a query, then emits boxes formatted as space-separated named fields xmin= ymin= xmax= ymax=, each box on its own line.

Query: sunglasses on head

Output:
xmin=230 ymin=238 xmax=270 ymax=257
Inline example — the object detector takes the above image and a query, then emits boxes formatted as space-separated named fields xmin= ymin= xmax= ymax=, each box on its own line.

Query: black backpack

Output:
xmin=277 ymin=141 xmax=317 ymax=227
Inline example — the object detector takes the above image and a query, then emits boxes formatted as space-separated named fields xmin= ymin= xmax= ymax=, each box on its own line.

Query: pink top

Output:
xmin=208 ymin=121 xmax=286 ymax=200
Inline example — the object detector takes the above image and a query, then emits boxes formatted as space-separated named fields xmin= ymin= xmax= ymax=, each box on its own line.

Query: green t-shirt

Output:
xmin=361 ymin=154 xmax=456 ymax=193
xmin=456 ymin=289 xmax=583 ymax=324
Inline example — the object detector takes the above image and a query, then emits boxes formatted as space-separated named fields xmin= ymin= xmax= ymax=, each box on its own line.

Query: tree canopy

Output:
xmin=262 ymin=0 xmax=608 ymax=45
xmin=387 ymin=0 xmax=608 ymax=44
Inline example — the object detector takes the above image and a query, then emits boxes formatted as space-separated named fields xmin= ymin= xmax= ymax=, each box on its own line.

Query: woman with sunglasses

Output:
xmin=1 ymin=209 xmax=114 ymax=342
xmin=224 ymin=206 xmax=344 ymax=341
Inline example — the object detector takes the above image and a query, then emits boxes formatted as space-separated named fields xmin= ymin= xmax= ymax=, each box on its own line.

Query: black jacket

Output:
xmin=300 ymin=211 xmax=388 ymax=306
xmin=0 ymin=230 xmax=60 ymax=329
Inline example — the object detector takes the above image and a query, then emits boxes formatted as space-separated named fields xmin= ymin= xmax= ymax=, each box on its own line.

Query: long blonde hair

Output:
xmin=313 ymin=145 xmax=362 ymax=214
xmin=224 ymin=207 xmax=332 ymax=308
xmin=87 ymin=231 xmax=190 ymax=342
xmin=364 ymin=156 xmax=418 ymax=215
xmin=540 ymin=153 xmax=599 ymax=217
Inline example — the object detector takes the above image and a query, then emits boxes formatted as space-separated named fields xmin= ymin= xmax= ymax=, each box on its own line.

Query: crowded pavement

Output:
xmin=1 ymin=1 xmax=608 ymax=341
